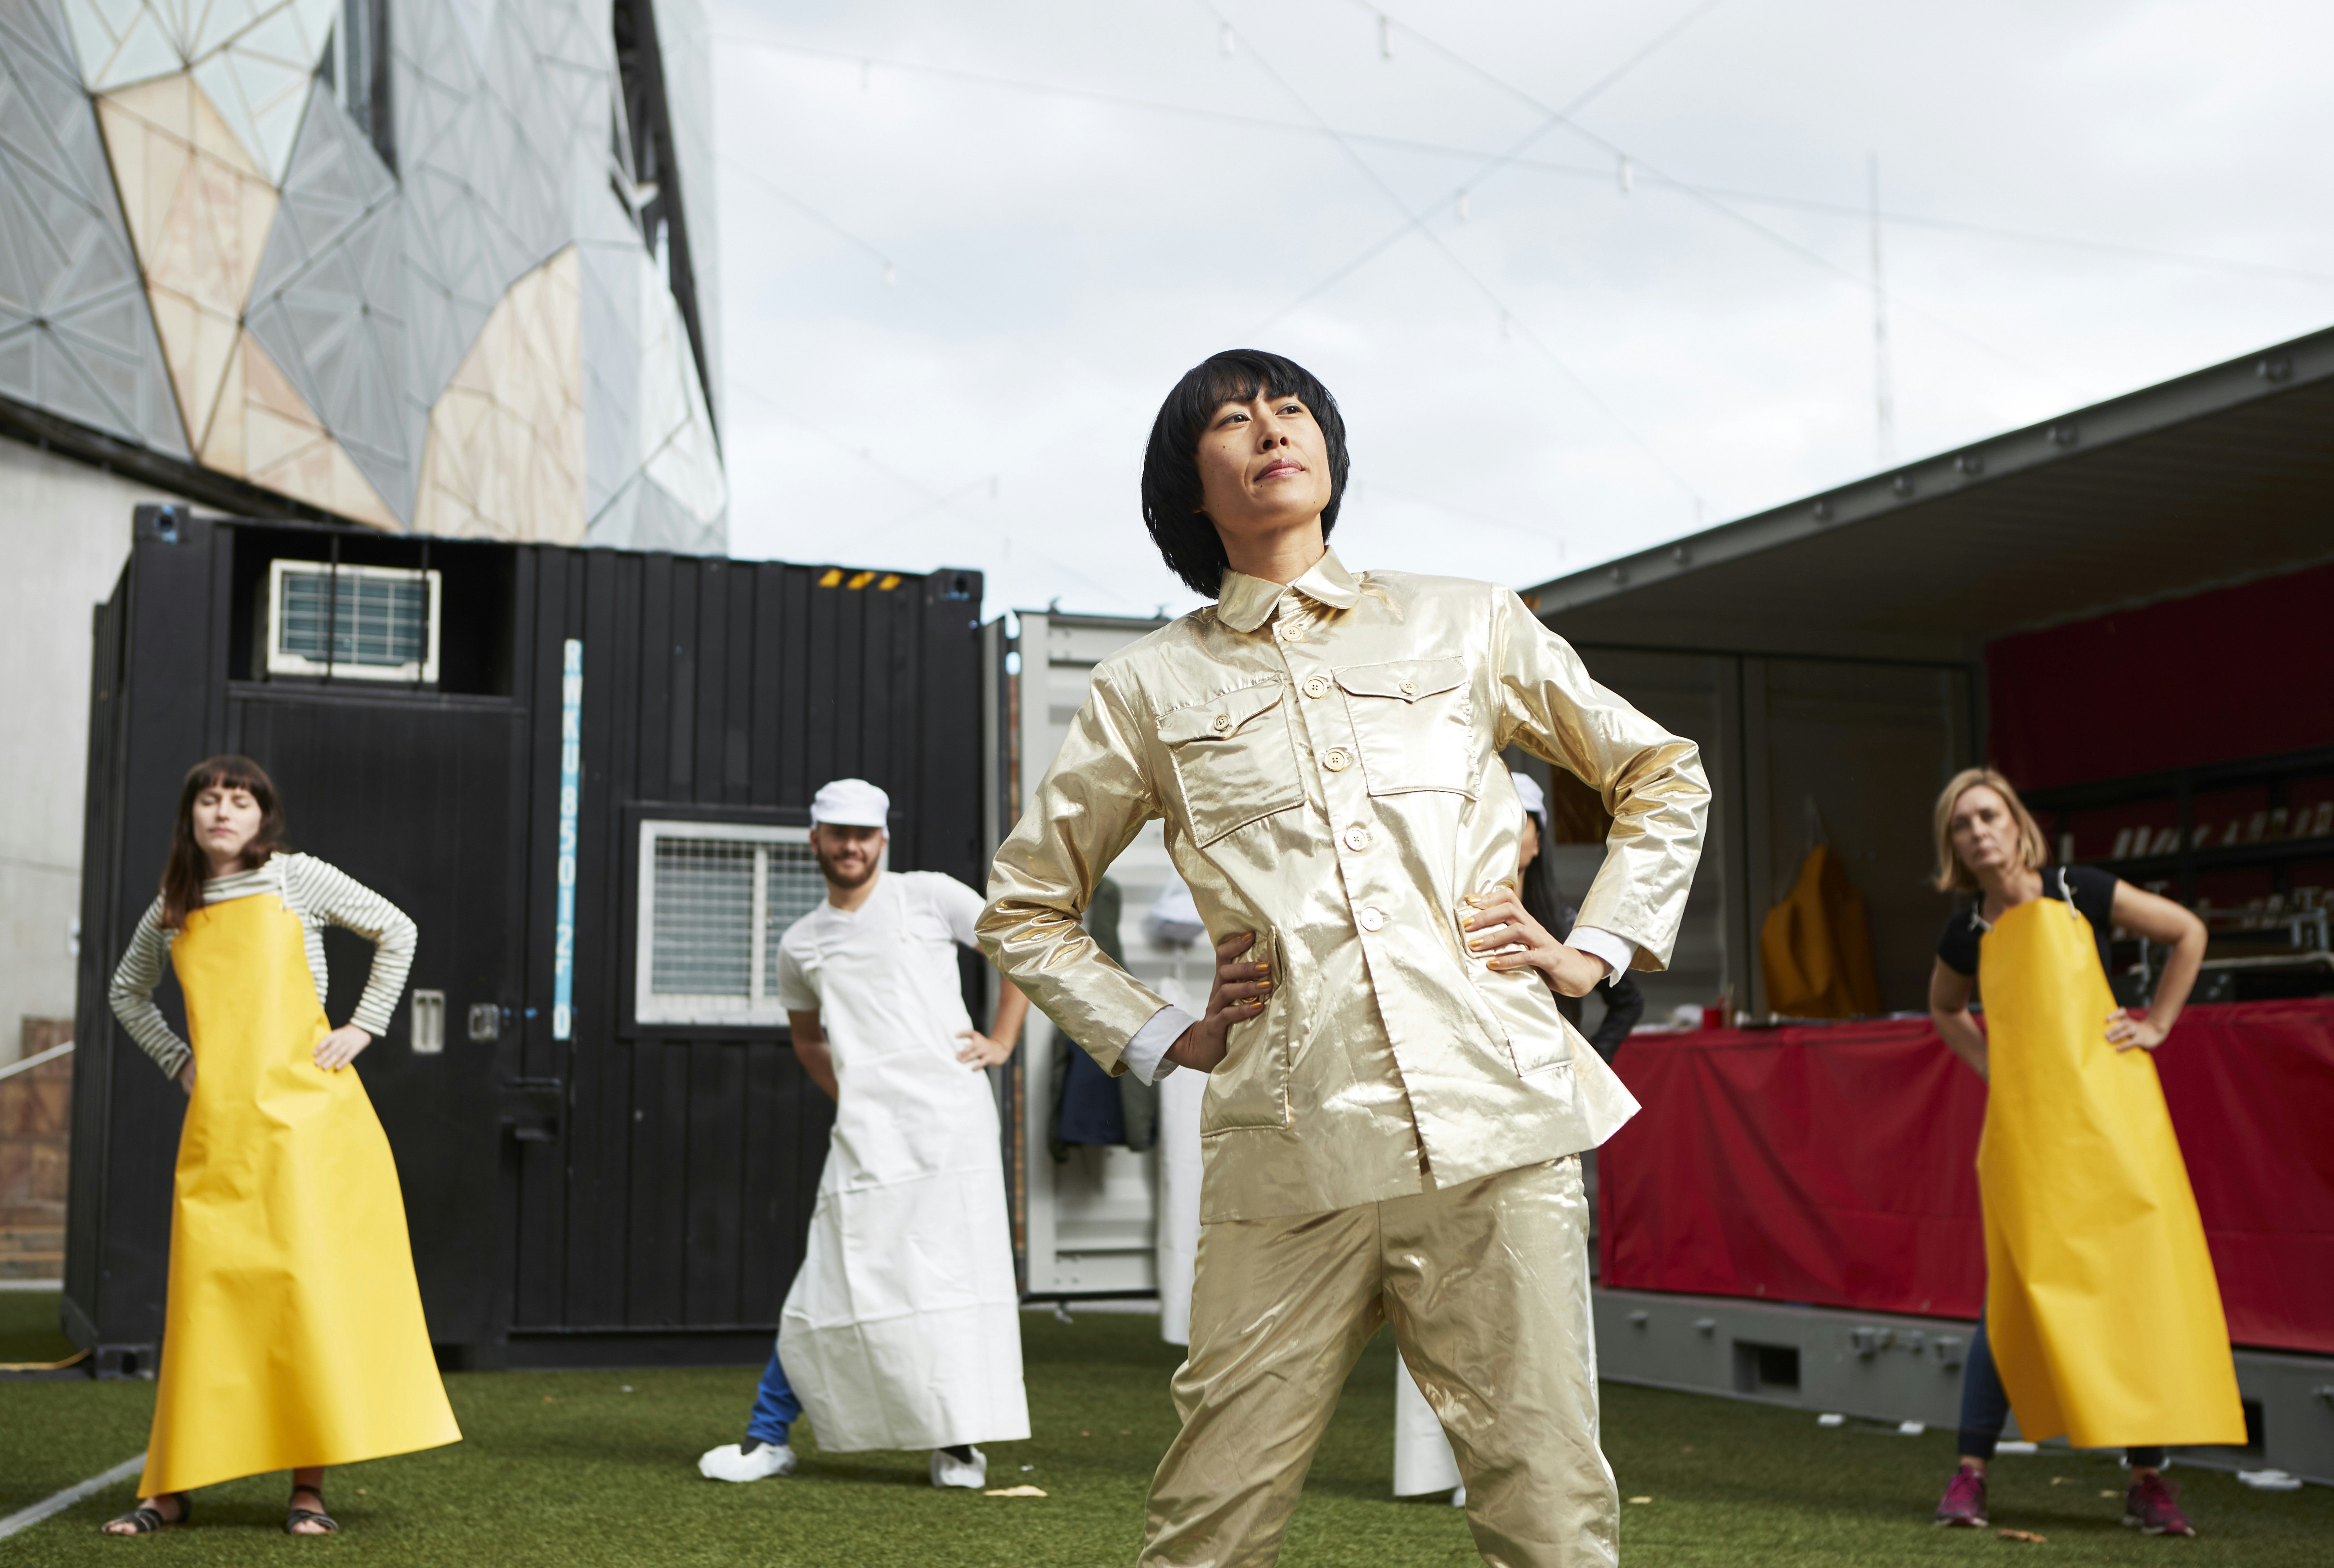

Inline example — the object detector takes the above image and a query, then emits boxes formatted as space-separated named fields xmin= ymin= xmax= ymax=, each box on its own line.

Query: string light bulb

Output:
xmin=1618 ymin=155 xmax=1633 ymax=195
xmin=1378 ymin=14 xmax=1391 ymax=59
xmin=883 ymin=262 xmax=897 ymax=287
xmin=1456 ymin=189 xmax=1470 ymax=222
xmin=1220 ymin=23 xmax=1235 ymax=57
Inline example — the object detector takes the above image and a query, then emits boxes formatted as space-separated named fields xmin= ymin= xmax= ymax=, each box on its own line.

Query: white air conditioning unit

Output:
xmin=265 ymin=559 xmax=441 ymax=683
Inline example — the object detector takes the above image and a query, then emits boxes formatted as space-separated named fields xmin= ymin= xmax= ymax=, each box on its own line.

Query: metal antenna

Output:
xmin=1869 ymin=151 xmax=1895 ymax=467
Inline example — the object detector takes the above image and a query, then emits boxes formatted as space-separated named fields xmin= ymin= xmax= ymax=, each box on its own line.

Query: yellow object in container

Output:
xmin=1760 ymin=844 xmax=1880 ymax=1018
xmin=138 ymin=891 xmax=459 ymax=1498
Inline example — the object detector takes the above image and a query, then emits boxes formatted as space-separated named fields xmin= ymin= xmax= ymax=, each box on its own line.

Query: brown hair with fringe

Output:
xmin=161 ymin=755 xmax=288 ymax=928
xmin=1931 ymin=766 xmax=2050 ymax=893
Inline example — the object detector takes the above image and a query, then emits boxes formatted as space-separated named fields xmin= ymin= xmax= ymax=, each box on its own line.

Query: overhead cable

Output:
xmin=1362 ymin=4 xmax=2080 ymax=395
xmin=707 ymin=29 xmax=2333 ymax=288
xmin=1210 ymin=2 xmax=1710 ymax=517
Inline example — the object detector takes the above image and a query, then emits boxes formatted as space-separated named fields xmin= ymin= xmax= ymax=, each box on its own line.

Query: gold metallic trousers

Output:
xmin=1141 ymin=1156 xmax=1617 ymax=1568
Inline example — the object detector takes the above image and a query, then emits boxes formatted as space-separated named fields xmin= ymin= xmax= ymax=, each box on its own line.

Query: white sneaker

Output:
xmin=699 ymin=1440 xmax=797 ymax=1481
xmin=1450 ymin=1483 xmax=1467 ymax=1507
xmin=929 ymin=1447 xmax=988 ymax=1489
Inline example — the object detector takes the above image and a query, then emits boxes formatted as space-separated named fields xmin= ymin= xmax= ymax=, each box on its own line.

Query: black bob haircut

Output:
xmin=1141 ymin=349 xmax=1350 ymax=598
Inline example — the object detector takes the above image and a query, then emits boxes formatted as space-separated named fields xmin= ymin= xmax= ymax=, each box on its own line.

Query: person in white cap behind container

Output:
xmin=698 ymin=778 xmax=1032 ymax=1489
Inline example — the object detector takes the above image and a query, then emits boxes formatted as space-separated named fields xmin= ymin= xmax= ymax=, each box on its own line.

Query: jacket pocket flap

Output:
xmin=1335 ymin=657 xmax=1467 ymax=703
xmin=1158 ymin=681 xmax=1287 ymax=746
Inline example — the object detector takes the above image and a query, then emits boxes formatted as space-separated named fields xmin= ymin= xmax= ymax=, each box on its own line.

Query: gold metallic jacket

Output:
xmin=980 ymin=550 xmax=1708 ymax=1222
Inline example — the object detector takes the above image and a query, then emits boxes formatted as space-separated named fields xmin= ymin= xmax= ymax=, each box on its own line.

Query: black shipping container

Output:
xmin=66 ymin=506 xmax=986 ymax=1372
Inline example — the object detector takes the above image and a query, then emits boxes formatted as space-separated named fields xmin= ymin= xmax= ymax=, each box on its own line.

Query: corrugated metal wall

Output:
xmin=67 ymin=509 xmax=986 ymax=1368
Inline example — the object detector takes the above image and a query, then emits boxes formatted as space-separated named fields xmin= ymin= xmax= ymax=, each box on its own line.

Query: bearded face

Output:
xmin=811 ymin=823 xmax=884 ymax=890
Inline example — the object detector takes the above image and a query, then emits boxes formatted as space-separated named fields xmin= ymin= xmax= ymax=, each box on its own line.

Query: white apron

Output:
xmin=1393 ymin=1352 xmax=1463 ymax=1496
xmin=776 ymin=874 xmax=1030 ymax=1452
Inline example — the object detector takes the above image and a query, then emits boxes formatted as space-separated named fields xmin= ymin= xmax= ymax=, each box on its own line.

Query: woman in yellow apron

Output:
xmin=1926 ymin=768 xmax=2241 ymax=1537
xmin=101 ymin=756 xmax=459 ymax=1535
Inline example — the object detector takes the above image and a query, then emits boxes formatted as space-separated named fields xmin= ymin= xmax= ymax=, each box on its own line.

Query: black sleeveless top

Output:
xmin=1936 ymin=865 xmax=2118 ymax=981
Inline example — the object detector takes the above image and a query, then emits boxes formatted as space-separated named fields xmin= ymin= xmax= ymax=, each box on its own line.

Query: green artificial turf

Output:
xmin=0 ymin=1286 xmax=79 ymax=1367
xmin=2 ymin=1290 xmax=2327 ymax=1565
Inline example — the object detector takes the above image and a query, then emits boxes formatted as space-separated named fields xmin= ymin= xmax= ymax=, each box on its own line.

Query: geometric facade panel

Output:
xmin=199 ymin=327 xmax=398 ymax=526
xmin=650 ymin=0 xmax=718 ymax=427
xmin=0 ymin=0 xmax=188 ymax=454
xmin=636 ymin=249 xmax=724 ymax=529
xmin=575 ymin=236 xmax=721 ymax=552
xmin=393 ymin=0 xmax=582 ymax=472
xmin=246 ymin=81 xmax=408 ymax=516
xmin=94 ymin=71 xmax=278 ymax=451
xmin=13 ymin=0 xmax=723 ymax=550
xmin=410 ymin=243 xmax=583 ymax=542
xmin=61 ymin=0 xmax=334 ymax=180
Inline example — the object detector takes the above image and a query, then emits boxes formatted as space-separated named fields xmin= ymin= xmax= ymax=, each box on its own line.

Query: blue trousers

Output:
xmin=1957 ymin=1318 xmax=2163 ymax=1469
xmin=747 ymin=1344 xmax=801 ymax=1447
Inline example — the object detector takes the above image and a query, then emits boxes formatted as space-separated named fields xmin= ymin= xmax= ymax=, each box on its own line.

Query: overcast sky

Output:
xmin=706 ymin=0 xmax=2334 ymax=621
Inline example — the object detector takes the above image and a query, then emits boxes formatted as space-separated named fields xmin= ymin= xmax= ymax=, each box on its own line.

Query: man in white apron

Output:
xmin=699 ymin=778 xmax=1031 ymax=1489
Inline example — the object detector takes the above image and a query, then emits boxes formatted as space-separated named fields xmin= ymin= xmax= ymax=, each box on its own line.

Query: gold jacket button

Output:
xmin=1358 ymin=906 xmax=1386 ymax=932
xmin=1303 ymin=675 xmax=1331 ymax=699
xmin=1322 ymin=747 xmax=1352 ymax=772
xmin=1210 ymin=713 xmax=1232 ymax=734
xmin=1398 ymin=679 xmax=1418 ymax=699
xmin=1343 ymin=825 xmax=1371 ymax=852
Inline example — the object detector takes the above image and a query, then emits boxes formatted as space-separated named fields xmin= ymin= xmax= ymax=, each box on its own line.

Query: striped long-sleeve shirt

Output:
xmin=108 ymin=853 xmax=418 ymax=1079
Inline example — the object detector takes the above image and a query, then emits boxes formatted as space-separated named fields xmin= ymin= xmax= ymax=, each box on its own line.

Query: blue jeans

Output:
xmin=1958 ymin=1318 xmax=2162 ymax=1469
xmin=747 ymin=1344 xmax=800 ymax=1447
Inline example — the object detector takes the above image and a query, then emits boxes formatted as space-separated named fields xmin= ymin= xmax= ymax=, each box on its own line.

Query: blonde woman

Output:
xmin=1926 ymin=768 xmax=2238 ymax=1538
xmin=102 ymin=756 xmax=457 ymax=1535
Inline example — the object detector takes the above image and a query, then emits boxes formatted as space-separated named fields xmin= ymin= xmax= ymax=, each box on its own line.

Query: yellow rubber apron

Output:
xmin=139 ymin=889 xmax=459 ymax=1497
xmin=1975 ymin=884 xmax=2245 ymax=1449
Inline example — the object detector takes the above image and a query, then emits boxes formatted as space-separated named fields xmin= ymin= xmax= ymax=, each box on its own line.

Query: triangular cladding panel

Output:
xmin=201 ymin=328 xmax=398 ymax=526
xmin=0 ymin=0 xmax=188 ymax=454
xmin=410 ymin=244 xmax=582 ymax=542
xmin=576 ymin=239 xmax=638 ymax=521
xmin=95 ymin=72 xmax=279 ymax=457
xmin=246 ymin=81 xmax=410 ymax=517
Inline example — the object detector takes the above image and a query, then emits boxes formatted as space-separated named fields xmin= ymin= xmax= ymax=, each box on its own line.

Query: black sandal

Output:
xmin=101 ymin=1494 xmax=190 ymax=1533
xmin=285 ymin=1488 xmax=338 ymax=1535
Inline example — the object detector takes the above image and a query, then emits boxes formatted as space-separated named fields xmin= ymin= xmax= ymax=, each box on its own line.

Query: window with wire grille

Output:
xmin=636 ymin=821 xmax=837 ymax=1026
xmin=265 ymin=559 xmax=440 ymax=682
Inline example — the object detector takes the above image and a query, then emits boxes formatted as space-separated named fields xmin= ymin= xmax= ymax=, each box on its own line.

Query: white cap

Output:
xmin=810 ymin=778 xmax=890 ymax=829
xmin=1512 ymin=772 xmax=1547 ymax=820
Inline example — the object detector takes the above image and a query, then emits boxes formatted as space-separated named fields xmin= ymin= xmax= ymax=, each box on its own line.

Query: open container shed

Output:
xmin=66 ymin=506 xmax=987 ymax=1372
xmin=1524 ymin=327 xmax=2334 ymax=1017
xmin=1523 ymin=327 xmax=2334 ymax=1481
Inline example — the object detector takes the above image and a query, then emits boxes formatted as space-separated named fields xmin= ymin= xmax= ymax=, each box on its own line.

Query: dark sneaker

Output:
xmin=2125 ymin=1472 xmax=2195 ymax=1537
xmin=1934 ymin=1465 xmax=1989 ymax=1527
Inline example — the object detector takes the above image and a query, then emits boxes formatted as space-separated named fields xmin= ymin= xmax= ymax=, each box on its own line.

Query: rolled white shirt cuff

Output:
xmin=1121 ymin=1004 xmax=1197 ymax=1084
xmin=1567 ymin=926 xmax=1636 ymax=981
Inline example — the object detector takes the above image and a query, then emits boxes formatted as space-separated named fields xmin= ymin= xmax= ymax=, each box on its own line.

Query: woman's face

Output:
xmin=1518 ymin=811 xmax=1542 ymax=872
xmin=1193 ymin=387 xmax=1333 ymax=553
xmin=1948 ymin=785 xmax=2023 ymax=882
xmin=192 ymin=784 xmax=263 ymax=868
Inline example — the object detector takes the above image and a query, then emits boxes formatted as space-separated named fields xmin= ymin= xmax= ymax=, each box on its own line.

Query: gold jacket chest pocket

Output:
xmin=1333 ymin=656 xmax=1478 ymax=797
xmin=1158 ymin=679 xmax=1308 ymax=847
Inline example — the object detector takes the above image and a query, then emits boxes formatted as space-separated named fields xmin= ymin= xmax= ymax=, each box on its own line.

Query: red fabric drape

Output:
xmin=1985 ymin=561 xmax=2334 ymax=792
xmin=1597 ymin=999 xmax=2334 ymax=1353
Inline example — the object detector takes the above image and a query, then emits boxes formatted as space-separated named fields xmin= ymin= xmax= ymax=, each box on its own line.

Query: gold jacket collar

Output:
xmin=1215 ymin=547 xmax=1364 ymax=633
